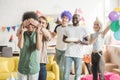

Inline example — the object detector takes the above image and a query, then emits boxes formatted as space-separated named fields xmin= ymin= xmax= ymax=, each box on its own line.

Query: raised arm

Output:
xmin=102 ymin=23 xmax=110 ymax=38
xmin=36 ymin=26 xmax=43 ymax=50
xmin=17 ymin=25 xmax=24 ymax=49
xmin=51 ymin=32 xmax=57 ymax=38
xmin=51 ymin=24 xmax=61 ymax=38
xmin=41 ymin=28 xmax=52 ymax=41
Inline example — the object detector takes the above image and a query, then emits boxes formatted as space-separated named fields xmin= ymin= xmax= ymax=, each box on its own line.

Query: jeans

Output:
xmin=91 ymin=52 xmax=105 ymax=80
xmin=55 ymin=48 xmax=65 ymax=80
xmin=38 ymin=63 xmax=47 ymax=80
xmin=64 ymin=56 xmax=82 ymax=80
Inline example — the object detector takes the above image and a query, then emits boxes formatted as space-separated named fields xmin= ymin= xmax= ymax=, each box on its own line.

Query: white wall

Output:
xmin=0 ymin=0 xmax=118 ymax=51
xmin=0 ymin=0 xmax=105 ymax=27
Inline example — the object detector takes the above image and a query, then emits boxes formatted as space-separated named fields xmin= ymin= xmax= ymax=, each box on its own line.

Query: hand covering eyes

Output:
xmin=22 ymin=18 xmax=39 ymax=28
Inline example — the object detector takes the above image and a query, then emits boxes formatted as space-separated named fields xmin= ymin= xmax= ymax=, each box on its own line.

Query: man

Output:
xmin=63 ymin=14 xmax=87 ymax=80
xmin=53 ymin=10 xmax=72 ymax=80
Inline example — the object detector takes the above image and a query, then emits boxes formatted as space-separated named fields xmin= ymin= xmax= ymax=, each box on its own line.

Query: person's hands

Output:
xmin=29 ymin=18 xmax=39 ymax=27
xmin=22 ymin=20 xmax=29 ymax=28
xmin=63 ymin=35 xmax=68 ymax=40
xmin=36 ymin=26 xmax=42 ymax=34
xmin=74 ymin=40 xmax=83 ymax=44
xmin=22 ymin=18 xmax=39 ymax=28
xmin=20 ymin=25 xmax=25 ymax=34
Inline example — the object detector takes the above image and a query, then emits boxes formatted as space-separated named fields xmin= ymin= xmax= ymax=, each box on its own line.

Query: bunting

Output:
xmin=7 ymin=27 xmax=10 ymax=32
xmin=9 ymin=35 xmax=13 ymax=42
xmin=0 ymin=24 xmax=20 ymax=32
xmin=12 ymin=26 xmax=16 ymax=31
xmin=2 ymin=26 xmax=6 ymax=32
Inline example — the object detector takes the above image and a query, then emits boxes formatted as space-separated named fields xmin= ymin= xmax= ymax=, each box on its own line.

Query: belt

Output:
xmin=40 ymin=63 xmax=46 ymax=65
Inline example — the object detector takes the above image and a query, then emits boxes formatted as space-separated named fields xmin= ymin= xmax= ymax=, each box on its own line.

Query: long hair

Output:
xmin=39 ymin=16 xmax=49 ymax=30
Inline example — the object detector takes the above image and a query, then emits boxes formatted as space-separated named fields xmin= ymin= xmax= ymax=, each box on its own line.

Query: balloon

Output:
xmin=110 ymin=21 xmax=120 ymax=32
xmin=114 ymin=29 xmax=120 ymax=40
xmin=108 ymin=11 xmax=119 ymax=21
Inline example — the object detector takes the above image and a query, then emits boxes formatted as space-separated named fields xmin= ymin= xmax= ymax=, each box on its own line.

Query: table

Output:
xmin=0 ymin=51 xmax=20 ymax=56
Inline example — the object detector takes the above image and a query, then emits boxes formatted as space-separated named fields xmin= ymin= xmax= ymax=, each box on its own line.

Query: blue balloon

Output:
xmin=114 ymin=29 xmax=120 ymax=40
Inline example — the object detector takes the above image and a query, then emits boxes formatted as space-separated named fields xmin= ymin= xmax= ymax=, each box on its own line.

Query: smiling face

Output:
xmin=93 ymin=22 xmax=101 ymax=32
xmin=93 ymin=18 xmax=103 ymax=32
xmin=61 ymin=16 xmax=69 ymax=27
xmin=72 ymin=14 xmax=80 ymax=26
xmin=39 ymin=17 xmax=47 ymax=28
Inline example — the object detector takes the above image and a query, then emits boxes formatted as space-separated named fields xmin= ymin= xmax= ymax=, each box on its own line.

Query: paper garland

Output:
xmin=9 ymin=35 xmax=13 ymax=42
xmin=7 ymin=27 xmax=10 ymax=32
xmin=0 ymin=24 xmax=20 ymax=32
xmin=2 ymin=26 xmax=6 ymax=32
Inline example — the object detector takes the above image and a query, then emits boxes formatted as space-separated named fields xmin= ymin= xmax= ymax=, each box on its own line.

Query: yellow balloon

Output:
xmin=114 ymin=8 xmax=120 ymax=12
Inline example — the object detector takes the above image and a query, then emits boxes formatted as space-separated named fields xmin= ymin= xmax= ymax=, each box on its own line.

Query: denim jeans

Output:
xmin=55 ymin=48 xmax=65 ymax=80
xmin=38 ymin=63 xmax=47 ymax=80
xmin=64 ymin=56 xmax=82 ymax=80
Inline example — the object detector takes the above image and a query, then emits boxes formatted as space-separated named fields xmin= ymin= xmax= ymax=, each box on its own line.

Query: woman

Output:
xmin=89 ymin=18 xmax=110 ymax=80
xmin=17 ymin=11 xmax=42 ymax=80
xmin=38 ymin=16 xmax=52 ymax=80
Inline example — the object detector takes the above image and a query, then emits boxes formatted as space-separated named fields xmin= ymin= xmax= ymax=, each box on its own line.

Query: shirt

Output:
xmin=63 ymin=26 xmax=87 ymax=58
xmin=18 ymin=31 xmax=40 ymax=74
xmin=92 ymin=32 xmax=104 ymax=51
xmin=55 ymin=26 xmax=67 ymax=50
xmin=40 ymin=38 xmax=48 ymax=63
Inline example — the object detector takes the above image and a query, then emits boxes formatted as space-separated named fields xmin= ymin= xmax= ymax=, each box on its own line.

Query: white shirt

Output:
xmin=92 ymin=32 xmax=104 ymax=51
xmin=64 ymin=26 xmax=87 ymax=58
xmin=56 ymin=26 xmax=67 ymax=50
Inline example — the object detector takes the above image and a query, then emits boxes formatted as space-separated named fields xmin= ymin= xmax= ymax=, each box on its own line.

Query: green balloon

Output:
xmin=110 ymin=21 xmax=120 ymax=32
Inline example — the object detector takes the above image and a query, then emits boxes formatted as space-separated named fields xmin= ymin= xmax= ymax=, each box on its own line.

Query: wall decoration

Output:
xmin=0 ymin=24 xmax=20 ymax=32
xmin=2 ymin=26 xmax=6 ymax=32
xmin=7 ymin=27 xmax=10 ymax=32
xmin=9 ymin=35 xmax=13 ymax=42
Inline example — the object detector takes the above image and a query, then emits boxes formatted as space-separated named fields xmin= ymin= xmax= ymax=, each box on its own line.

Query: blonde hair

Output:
xmin=94 ymin=17 xmax=102 ymax=31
